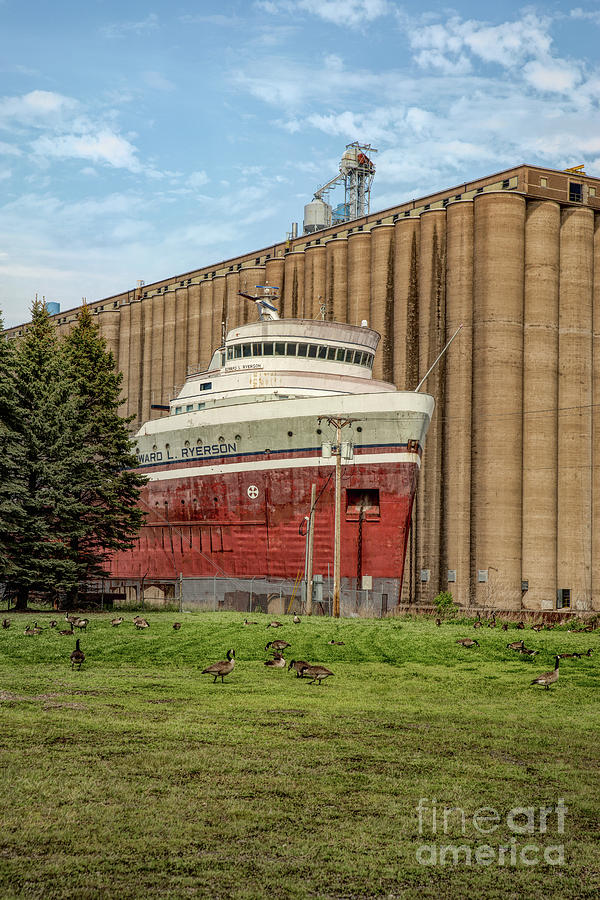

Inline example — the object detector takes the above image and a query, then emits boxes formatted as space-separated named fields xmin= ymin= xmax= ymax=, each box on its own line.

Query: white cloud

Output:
xmin=255 ymin=0 xmax=390 ymax=26
xmin=0 ymin=90 xmax=78 ymax=128
xmin=188 ymin=170 xmax=209 ymax=188
xmin=100 ymin=13 xmax=159 ymax=39
xmin=0 ymin=141 xmax=21 ymax=156
xmin=297 ymin=0 xmax=390 ymax=27
xmin=571 ymin=8 xmax=600 ymax=26
xmin=408 ymin=13 xmax=554 ymax=69
xmin=31 ymin=130 xmax=141 ymax=171
xmin=523 ymin=59 xmax=582 ymax=93
xmin=142 ymin=71 xmax=175 ymax=92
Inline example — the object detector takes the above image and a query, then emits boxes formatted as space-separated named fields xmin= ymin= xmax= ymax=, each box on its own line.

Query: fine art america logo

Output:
xmin=415 ymin=798 xmax=567 ymax=867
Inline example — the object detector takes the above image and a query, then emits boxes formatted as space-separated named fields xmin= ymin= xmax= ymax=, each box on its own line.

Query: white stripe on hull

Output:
xmin=144 ymin=451 xmax=421 ymax=483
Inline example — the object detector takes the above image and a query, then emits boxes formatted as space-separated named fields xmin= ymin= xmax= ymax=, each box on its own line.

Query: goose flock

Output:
xmin=2 ymin=607 xmax=596 ymax=692
xmin=450 ymin=614 xmax=597 ymax=690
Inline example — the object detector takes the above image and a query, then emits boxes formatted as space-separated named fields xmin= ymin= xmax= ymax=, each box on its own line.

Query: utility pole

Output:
xmin=319 ymin=416 xmax=358 ymax=617
xmin=306 ymin=483 xmax=316 ymax=615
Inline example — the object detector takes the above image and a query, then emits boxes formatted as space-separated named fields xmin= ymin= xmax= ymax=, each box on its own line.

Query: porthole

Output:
xmin=235 ymin=434 xmax=241 ymax=441
xmin=288 ymin=431 xmax=293 ymax=437
xmin=184 ymin=440 xmax=190 ymax=447
xmin=218 ymin=435 xmax=225 ymax=443
xmin=165 ymin=443 xmax=170 ymax=450
xmin=152 ymin=444 xmax=157 ymax=451
xmin=181 ymin=500 xmax=185 ymax=505
xmin=196 ymin=438 xmax=203 ymax=445
xmin=357 ymin=427 xmax=363 ymax=433
xmin=317 ymin=428 xmax=322 ymax=435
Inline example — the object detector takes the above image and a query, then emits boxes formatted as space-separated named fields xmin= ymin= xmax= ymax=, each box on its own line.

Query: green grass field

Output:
xmin=0 ymin=611 xmax=598 ymax=899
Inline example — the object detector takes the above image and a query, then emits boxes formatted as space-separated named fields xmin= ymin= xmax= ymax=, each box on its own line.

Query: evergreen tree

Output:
xmin=0 ymin=300 xmax=85 ymax=608
xmin=60 ymin=305 xmax=146 ymax=596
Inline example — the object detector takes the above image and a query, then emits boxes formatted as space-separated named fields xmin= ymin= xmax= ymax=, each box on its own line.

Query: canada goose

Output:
xmin=265 ymin=652 xmax=286 ymax=668
xmin=487 ymin=615 xmax=496 ymax=628
xmin=518 ymin=647 xmax=539 ymax=657
xmin=173 ymin=622 xmax=181 ymax=631
xmin=516 ymin=621 xmax=525 ymax=629
xmin=135 ymin=618 xmax=149 ymax=630
xmin=544 ymin=623 xmax=555 ymax=631
xmin=327 ymin=639 xmax=345 ymax=645
xmin=507 ymin=640 xmax=525 ymax=651
xmin=531 ymin=623 xmax=544 ymax=632
xmin=293 ymin=615 xmax=301 ymax=624
xmin=59 ymin=625 xmax=74 ymax=636
xmin=49 ymin=620 xmax=57 ymax=628
xmin=473 ymin=621 xmax=482 ymax=629
xmin=65 ymin=613 xmax=78 ymax=625
xmin=435 ymin=618 xmax=441 ymax=627
xmin=70 ymin=639 xmax=85 ymax=670
xmin=2 ymin=619 xmax=10 ymax=629
xmin=111 ymin=617 xmax=124 ymax=627
xmin=531 ymin=655 xmax=560 ymax=690
xmin=585 ymin=648 xmax=594 ymax=657
xmin=456 ymin=638 xmax=479 ymax=647
xmin=202 ymin=649 xmax=235 ymax=683
xmin=265 ymin=640 xmax=290 ymax=651
xmin=558 ymin=652 xmax=581 ymax=659
xmin=300 ymin=664 xmax=334 ymax=685
xmin=24 ymin=622 xmax=41 ymax=636
xmin=267 ymin=621 xmax=284 ymax=628
xmin=501 ymin=623 xmax=509 ymax=632
xmin=132 ymin=615 xmax=144 ymax=623
xmin=74 ymin=618 xmax=88 ymax=631
xmin=243 ymin=619 xmax=258 ymax=625
xmin=288 ymin=659 xmax=310 ymax=677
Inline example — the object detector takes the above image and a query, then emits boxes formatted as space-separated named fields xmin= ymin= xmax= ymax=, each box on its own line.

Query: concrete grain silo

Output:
xmin=347 ymin=232 xmax=370 ymax=326
xmin=369 ymin=224 xmax=394 ymax=382
xmin=264 ymin=256 xmax=285 ymax=305
xmin=416 ymin=209 xmax=446 ymax=600
xmin=557 ymin=207 xmax=594 ymax=609
xmin=199 ymin=279 xmax=213 ymax=372
xmin=393 ymin=217 xmax=420 ymax=390
xmin=161 ymin=288 xmax=177 ymax=405
xmin=471 ymin=192 xmax=525 ymax=610
xmin=98 ymin=307 xmax=121 ymax=370
xmin=239 ymin=266 xmax=266 ymax=324
xmin=443 ymin=200 xmax=474 ymax=607
xmin=593 ymin=218 xmax=600 ymax=610
xmin=283 ymin=251 xmax=305 ymax=319
xmin=140 ymin=294 xmax=155 ymax=424
xmin=185 ymin=283 xmax=201 ymax=375
xmin=326 ymin=238 xmax=347 ymax=322
xmin=117 ymin=301 xmax=131 ymax=419
xmin=304 ymin=244 xmax=327 ymax=319
xmin=149 ymin=293 xmax=165 ymax=418
xmin=211 ymin=275 xmax=226 ymax=351
xmin=225 ymin=271 xmax=240 ymax=331
xmin=521 ymin=200 xmax=560 ymax=610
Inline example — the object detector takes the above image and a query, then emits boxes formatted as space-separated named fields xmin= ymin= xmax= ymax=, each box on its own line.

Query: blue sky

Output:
xmin=1 ymin=0 xmax=600 ymax=327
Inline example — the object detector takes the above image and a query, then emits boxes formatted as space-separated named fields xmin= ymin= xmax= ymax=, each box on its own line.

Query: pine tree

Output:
xmin=0 ymin=300 xmax=85 ymax=608
xmin=60 ymin=305 xmax=146 ymax=596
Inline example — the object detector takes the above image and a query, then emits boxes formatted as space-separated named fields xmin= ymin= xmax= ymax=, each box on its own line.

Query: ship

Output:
xmin=107 ymin=287 xmax=434 ymax=610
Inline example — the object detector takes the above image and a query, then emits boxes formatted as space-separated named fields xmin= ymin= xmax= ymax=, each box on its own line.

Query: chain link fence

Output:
xmin=84 ymin=576 xmax=394 ymax=618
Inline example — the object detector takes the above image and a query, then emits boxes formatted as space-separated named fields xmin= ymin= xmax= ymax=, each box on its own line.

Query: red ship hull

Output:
xmin=108 ymin=452 xmax=420 ymax=586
